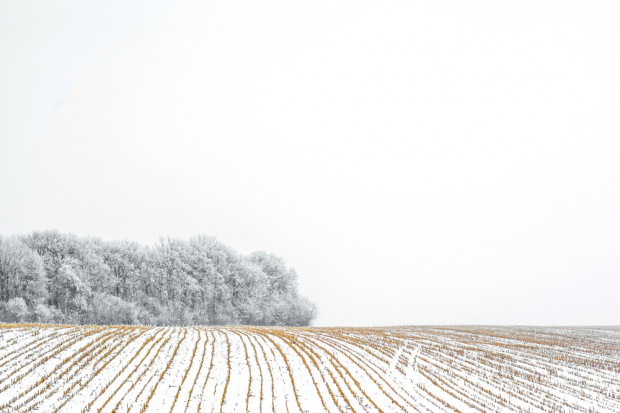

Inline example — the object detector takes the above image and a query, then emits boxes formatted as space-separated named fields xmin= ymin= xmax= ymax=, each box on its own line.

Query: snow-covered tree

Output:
xmin=0 ymin=237 xmax=47 ymax=306
xmin=0 ymin=231 xmax=317 ymax=326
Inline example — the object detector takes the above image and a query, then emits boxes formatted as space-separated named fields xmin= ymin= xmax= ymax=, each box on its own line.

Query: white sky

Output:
xmin=1 ymin=0 xmax=619 ymax=326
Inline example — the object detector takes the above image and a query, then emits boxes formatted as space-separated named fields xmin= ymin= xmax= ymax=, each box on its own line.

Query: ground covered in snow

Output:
xmin=0 ymin=324 xmax=619 ymax=412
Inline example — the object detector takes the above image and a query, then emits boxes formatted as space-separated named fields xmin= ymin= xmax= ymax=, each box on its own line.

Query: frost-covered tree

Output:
xmin=52 ymin=261 xmax=90 ymax=316
xmin=0 ymin=237 xmax=47 ymax=306
xmin=101 ymin=240 xmax=144 ymax=300
xmin=4 ymin=297 xmax=29 ymax=322
xmin=0 ymin=231 xmax=317 ymax=326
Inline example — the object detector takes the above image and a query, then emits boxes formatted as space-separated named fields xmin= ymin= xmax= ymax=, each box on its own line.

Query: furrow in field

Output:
xmin=0 ymin=326 xmax=83 ymax=386
xmin=136 ymin=327 xmax=188 ymax=413
xmin=238 ymin=330 xmax=264 ymax=413
xmin=168 ymin=328 xmax=203 ymax=413
xmin=108 ymin=327 xmax=175 ymax=413
xmin=311 ymin=333 xmax=419 ymax=411
xmin=9 ymin=327 xmax=130 ymax=412
xmin=246 ymin=330 xmax=277 ymax=413
xmin=0 ymin=326 xmax=69 ymax=370
xmin=24 ymin=326 xmax=149 ymax=412
xmin=253 ymin=333 xmax=291 ymax=413
xmin=56 ymin=327 xmax=161 ymax=413
xmin=192 ymin=329 xmax=217 ymax=413
xmin=0 ymin=326 xmax=120 ymax=410
xmin=181 ymin=328 xmax=210 ymax=413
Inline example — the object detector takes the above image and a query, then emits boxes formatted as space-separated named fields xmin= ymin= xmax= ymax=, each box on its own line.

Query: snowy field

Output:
xmin=0 ymin=324 xmax=619 ymax=412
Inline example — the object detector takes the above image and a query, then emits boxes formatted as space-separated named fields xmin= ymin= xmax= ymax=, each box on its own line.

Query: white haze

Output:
xmin=1 ymin=0 xmax=619 ymax=326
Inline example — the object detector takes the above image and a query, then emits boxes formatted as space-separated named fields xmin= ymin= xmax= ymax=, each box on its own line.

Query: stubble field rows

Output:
xmin=0 ymin=324 xmax=619 ymax=412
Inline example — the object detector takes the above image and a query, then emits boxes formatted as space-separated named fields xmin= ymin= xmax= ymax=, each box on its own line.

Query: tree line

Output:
xmin=0 ymin=230 xmax=317 ymax=326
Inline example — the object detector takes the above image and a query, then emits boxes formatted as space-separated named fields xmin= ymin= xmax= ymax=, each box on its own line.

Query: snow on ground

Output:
xmin=0 ymin=324 xmax=619 ymax=412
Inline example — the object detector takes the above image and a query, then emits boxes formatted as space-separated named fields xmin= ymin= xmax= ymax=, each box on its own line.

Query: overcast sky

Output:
xmin=1 ymin=0 xmax=619 ymax=326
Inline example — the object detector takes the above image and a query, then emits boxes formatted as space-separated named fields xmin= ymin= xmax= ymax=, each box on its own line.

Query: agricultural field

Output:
xmin=0 ymin=324 xmax=619 ymax=412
